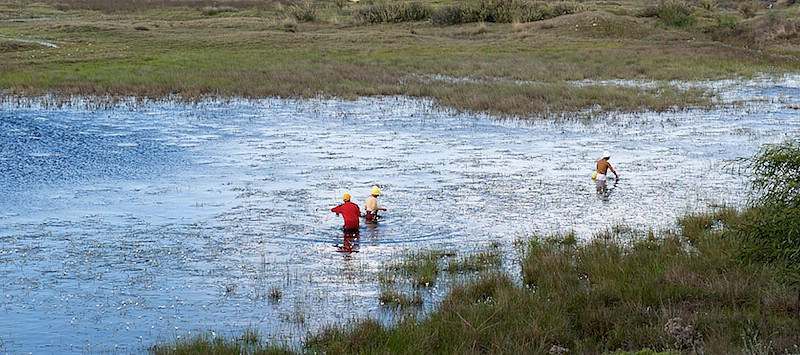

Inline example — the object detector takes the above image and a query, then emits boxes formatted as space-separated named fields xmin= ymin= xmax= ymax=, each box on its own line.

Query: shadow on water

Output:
xmin=0 ymin=76 xmax=799 ymax=352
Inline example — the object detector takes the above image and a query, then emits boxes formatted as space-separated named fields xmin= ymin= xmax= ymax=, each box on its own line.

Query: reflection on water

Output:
xmin=0 ymin=76 xmax=799 ymax=352
xmin=596 ymin=177 xmax=619 ymax=202
xmin=335 ymin=230 xmax=361 ymax=256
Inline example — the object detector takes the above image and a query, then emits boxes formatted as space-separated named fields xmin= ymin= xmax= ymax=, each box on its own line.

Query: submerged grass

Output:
xmin=150 ymin=329 xmax=291 ymax=355
xmin=1 ymin=1 xmax=798 ymax=118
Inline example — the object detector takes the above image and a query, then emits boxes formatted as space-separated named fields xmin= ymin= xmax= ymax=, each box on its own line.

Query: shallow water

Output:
xmin=1 ymin=76 xmax=799 ymax=352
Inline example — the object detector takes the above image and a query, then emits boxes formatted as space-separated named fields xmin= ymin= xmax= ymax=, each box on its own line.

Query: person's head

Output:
xmin=371 ymin=186 xmax=381 ymax=197
xmin=342 ymin=193 xmax=351 ymax=202
xmin=602 ymin=150 xmax=611 ymax=160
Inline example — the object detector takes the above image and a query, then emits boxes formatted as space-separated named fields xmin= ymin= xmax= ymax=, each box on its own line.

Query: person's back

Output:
xmin=331 ymin=194 xmax=360 ymax=230
xmin=596 ymin=159 xmax=613 ymax=175
xmin=595 ymin=151 xmax=618 ymax=179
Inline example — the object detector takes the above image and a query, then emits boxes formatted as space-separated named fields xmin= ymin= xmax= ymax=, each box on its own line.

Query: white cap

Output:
xmin=602 ymin=150 xmax=611 ymax=158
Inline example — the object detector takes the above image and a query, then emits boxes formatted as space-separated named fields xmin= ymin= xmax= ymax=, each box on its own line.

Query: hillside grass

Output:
xmin=1 ymin=0 xmax=798 ymax=118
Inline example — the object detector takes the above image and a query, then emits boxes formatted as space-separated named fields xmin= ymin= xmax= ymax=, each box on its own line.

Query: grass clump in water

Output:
xmin=392 ymin=249 xmax=452 ymax=287
xmin=445 ymin=244 xmax=503 ymax=273
xmin=150 ymin=329 xmax=291 ymax=355
xmin=378 ymin=287 xmax=424 ymax=308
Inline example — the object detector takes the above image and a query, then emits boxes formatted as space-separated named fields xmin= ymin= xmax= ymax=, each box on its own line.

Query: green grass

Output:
xmin=378 ymin=287 xmax=424 ymax=308
xmin=150 ymin=329 xmax=292 ymax=355
xmin=1 ymin=1 xmax=798 ymax=118
xmin=305 ymin=208 xmax=800 ymax=354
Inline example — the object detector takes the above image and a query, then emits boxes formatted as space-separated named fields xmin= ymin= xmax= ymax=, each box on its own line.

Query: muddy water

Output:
xmin=1 ymin=76 xmax=799 ymax=352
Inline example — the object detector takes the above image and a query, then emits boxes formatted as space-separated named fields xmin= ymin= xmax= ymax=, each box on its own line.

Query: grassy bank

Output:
xmin=1 ymin=0 xmax=799 ymax=118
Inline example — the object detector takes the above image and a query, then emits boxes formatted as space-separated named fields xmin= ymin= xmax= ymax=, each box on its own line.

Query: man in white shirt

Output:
xmin=364 ymin=185 xmax=387 ymax=221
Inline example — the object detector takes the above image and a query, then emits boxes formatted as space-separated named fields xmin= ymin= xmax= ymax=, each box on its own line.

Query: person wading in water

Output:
xmin=595 ymin=150 xmax=619 ymax=196
xmin=331 ymin=193 xmax=361 ymax=233
xmin=364 ymin=186 xmax=387 ymax=222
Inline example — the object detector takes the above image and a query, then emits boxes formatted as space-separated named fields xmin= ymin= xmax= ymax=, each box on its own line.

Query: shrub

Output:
xmin=640 ymin=0 xmax=698 ymax=28
xmin=432 ymin=3 xmax=471 ymax=26
xmin=737 ymin=2 xmax=760 ymax=19
xmin=431 ymin=0 xmax=583 ymax=26
xmin=200 ymin=6 xmax=239 ymax=16
xmin=734 ymin=141 xmax=800 ymax=293
xmin=350 ymin=2 xmax=432 ymax=24
xmin=288 ymin=4 xmax=317 ymax=22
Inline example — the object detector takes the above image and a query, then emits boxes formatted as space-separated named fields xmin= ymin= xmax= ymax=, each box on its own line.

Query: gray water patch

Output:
xmin=1 ymin=76 xmax=799 ymax=352
xmin=0 ymin=34 xmax=62 ymax=48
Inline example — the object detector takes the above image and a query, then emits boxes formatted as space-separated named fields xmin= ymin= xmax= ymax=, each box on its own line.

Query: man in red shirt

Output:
xmin=331 ymin=193 xmax=360 ymax=231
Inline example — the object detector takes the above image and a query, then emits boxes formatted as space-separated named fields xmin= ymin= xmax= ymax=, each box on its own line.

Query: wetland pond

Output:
xmin=1 ymin=76 xmax=799 ymax=353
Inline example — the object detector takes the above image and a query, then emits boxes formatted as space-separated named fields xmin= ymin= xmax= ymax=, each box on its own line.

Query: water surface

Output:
xmin=1 ymin=76 xmax=799 ymax=352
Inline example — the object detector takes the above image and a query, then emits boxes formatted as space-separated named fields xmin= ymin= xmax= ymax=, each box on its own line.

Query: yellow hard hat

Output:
xmin=371 ymin=186 xmax=381 ymax=195
xmin=342 ymin=193 xmax=351 ymax=201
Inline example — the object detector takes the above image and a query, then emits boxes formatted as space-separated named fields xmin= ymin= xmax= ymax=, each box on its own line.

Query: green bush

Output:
xmin=640 ymin=0 xmax=698 ymax=28
xmin=734 ymin=140 xmax=800 ymax=291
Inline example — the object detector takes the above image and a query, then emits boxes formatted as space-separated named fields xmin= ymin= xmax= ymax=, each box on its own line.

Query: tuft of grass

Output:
xmin=286 ymin=4 xmax=317 ymax=23
xmin=201 ymin=6 xmax=240 ymax=16
xmin=446 ymin=246 xmax=502 ymax=273
xmin=399 ymin=249 xmax=448 ymax=287
xmin=268 ymin=286 xmax=282 ymax=301
xmin=432 ymin=0 xmax=584 ymax=26
xmin=378 ymin=287 xmax=424 ymax=308
xmin=150 ymin=329 xmax=292 ymax=355
xmin=639 ymin=0 xmax=698 ymax=28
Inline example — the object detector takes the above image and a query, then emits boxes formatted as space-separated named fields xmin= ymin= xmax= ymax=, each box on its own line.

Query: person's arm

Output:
xmin=331 ymin=205 xmax=341 ymax=216
xmin=609 ymin=163 xmax=618 ymax=178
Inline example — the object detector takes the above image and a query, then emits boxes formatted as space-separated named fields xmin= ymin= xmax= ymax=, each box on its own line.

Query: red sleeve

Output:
xmin=331 ymin=205 xmax=341 ymax=213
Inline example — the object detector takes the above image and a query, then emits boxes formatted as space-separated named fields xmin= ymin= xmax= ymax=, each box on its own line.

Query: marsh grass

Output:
xmin=150 ymin=329 xmax=292 ymax=355
xmin=396 ymin=249 xmax=451 ymax=287
xmin=445 ymin=245 xmax=503 ymax=273
xmin=268 ymin=286 xmax=282 ymax=301
xmin=378 ymin=287 xmax=424 ymax=308
xmin=2 ymin=1 xmax=798 ymax=118
xmin=305 ymin=209 xmax=800 ymax=353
